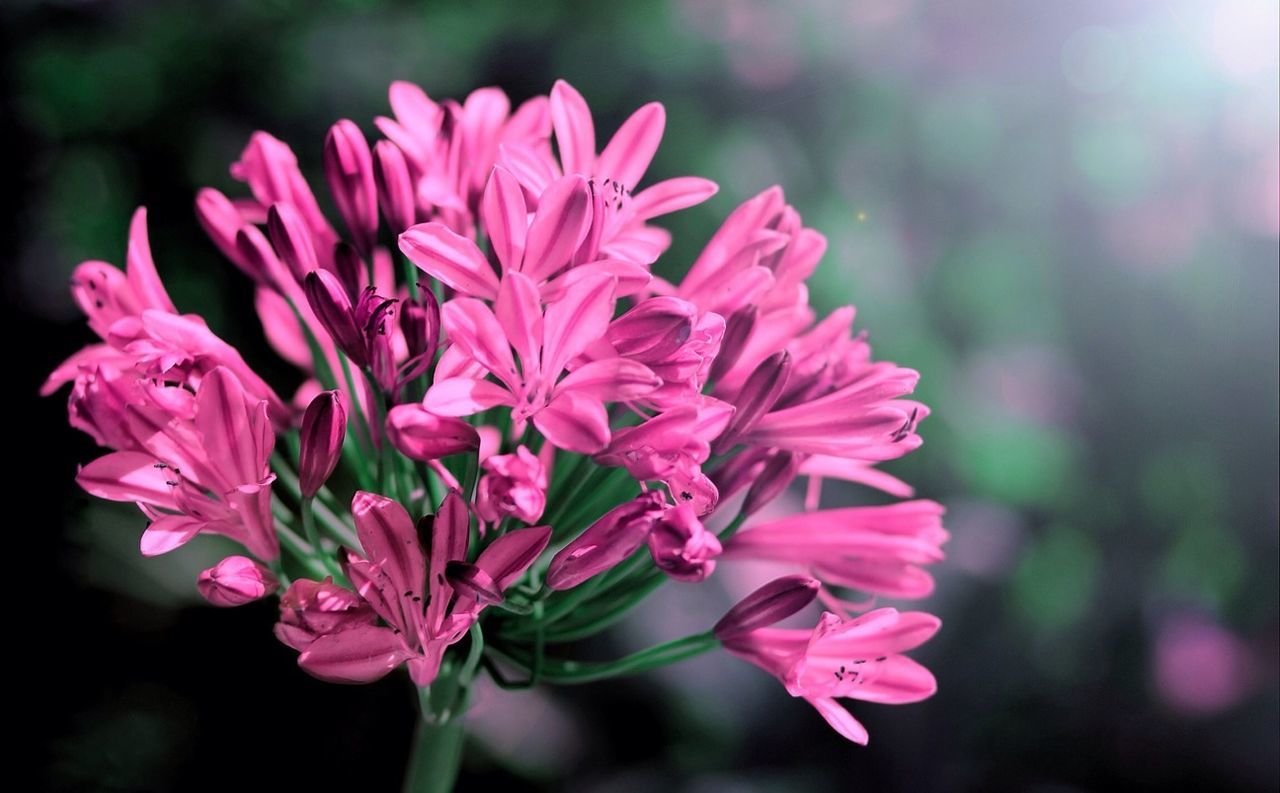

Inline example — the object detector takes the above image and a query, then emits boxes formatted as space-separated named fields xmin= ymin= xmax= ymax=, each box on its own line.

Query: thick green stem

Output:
xmin=490 ymin=631 xmax=719 ymax=685
xmin=403 ymin=708 xmax=466 ymax=793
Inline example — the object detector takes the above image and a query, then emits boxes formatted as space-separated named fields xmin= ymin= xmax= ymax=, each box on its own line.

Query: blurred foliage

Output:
xmin=6 ymin=0 xmax=1277 ymax=791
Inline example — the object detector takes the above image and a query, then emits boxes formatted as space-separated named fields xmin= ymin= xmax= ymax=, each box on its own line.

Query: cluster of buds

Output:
xmin=47 ymin=79 xmax=945 ymax=745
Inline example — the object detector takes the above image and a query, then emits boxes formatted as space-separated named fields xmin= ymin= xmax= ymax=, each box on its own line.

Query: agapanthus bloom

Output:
xmin=47 ymin=78 xmax=947 ymax=786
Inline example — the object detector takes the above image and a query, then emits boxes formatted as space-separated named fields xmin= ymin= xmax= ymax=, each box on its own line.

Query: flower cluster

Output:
xmin=47 ymin=79 xmax=945 ymax=746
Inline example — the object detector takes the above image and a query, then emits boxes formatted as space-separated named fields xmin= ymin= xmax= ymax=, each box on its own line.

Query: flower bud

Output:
xmin=373 ymin=140 xmax=417 ymax=233
xmin=714 ymin=575 xmax=820 ymax=640
xmin=647 ymin=504 xmax=722 ymax=582
xmin=606 ymin=297 xmax=696 ymax=362
xmin=546 ymin=491 xmax=666 ymax=590
xmin=299 ymin=390 xmax=346 ymax=498
xmin=742 ymin=451 xmax=802 ymax=516
xmin=476 ymin=446 xmax=547 ymax=524
xmin=709 ymin=305 xmax=757 ymax=384
xmin=197 ymin=556 xmax=278 ymax=607
xmin=328 ymin=241 xmax=364 ymax=301
xmin=386 ymin=404 xmax=480 ymax=460
xmin=444 ymin=561 xmax=504 ymax=605
xmin=304 ymin=269 xmax=366 ymax=367
xmin=323 ymin=119 xmax=378 ymax=256
xmin=266 ymin=202 xmax=318 ymax=283
xmin=398 ymin=288 xmax=439 ymax=385
xmin=714 ymin=350 xmax=791 ymax=453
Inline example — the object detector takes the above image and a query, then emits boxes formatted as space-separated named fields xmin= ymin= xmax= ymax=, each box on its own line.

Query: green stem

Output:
xmin=301 ymin=496 xmax=343 ymax=577
xmin=403 ymin=717 xmax=465 ymax=793
xmin=490 ymin=631 xmax=719 ymax=685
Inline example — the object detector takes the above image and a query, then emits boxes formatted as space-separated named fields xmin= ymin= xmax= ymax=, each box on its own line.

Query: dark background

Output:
xmin=5 ymin=1 xmax=1278 ymax=791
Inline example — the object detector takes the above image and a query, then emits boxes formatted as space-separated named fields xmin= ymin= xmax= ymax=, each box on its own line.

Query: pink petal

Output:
xmin=195 ymin=367 xmax=261 ymax=486
xmin=533 ymin=391 xmax=610 ymax=454
xmin=298 ymin=623 xmax=413 ymax=684
xmin=494 ymin=271 xmax=544 ymax=378
xmin=550 ymin=79 xmax=596 ymax=176
xmin=440 ymin=298 xmax=520 ymax=389
xmin=540 ymin=272 xmax=616 ymax=379
xmin=124 ymin=207 xmax=176 ymax=313
xmin=806 ymin=697 xmax=870 ymax=745
xmin=77 ymin=451 xmax=177 ymax=508
xmin=556 ymin=358 xmax=661 ymax=401
xmin=255 ymin=288 xmax=311 ymax=369
xmin=631 ymin=177 xmax=719 ymax=221
xmin=140 ymin=514 xmax=205 ymax=556
xmin=596 ymin=102 xmax=665 ymax=189
xmin=426 ymin=490 xmax=470 ymax=634
xmin=472 ymin=525 xmax=551 ymax=590
xmin=540 ymin=258 xmax=651 ymax=301
xmin=399 ymin=223 xmax=500 ymax=300
xmin=848 ymin=655 xmax=938 ymax=704
xmin=422 ymin=378 xmax=515 ymax=416
xmin=351 ymin=491 xmax=427 ymax=618
xmin=481 ymin=166 xmax=528 ymax=273
xmin=521 ymin=175 xmax=592 ymax=282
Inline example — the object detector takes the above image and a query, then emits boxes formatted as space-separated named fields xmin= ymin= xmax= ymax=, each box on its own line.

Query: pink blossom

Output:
xmin=723 ymin=608 xmax=940 ymax=744
xmin=646 ymin=504 xmax=722 ymax=582
xmin=197 ymin=556 xmax=279 ymax=607
xmin=421 ymin=271 xmax=659 ymax=453
xmin=275 ymin=577 xmax=378 ymax=652
xmin=724 ymin=501 xmax=948 ymax=606
xmin=476 ymin=446 xmax=548 ymax=524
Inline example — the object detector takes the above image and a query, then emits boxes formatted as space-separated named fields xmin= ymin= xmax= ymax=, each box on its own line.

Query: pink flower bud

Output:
xmin=195 ymin=188 xmax=254 ymax=276
xmin=299 ymin=390 xmax=346 ymax=498
xmin=398 ymin=288 xmax=439 ymax=386
xmin=546 ymin=491 xmax=666 ymax=590
xmin=274 ymin=577 xmax=376 ymax=651
xmin=323 ymin=119 xmax=378 ymax=256
xmin=197 ymin=556 xmax=278 ymax=607
xmin=373 ymin=140 xmax=417 ymax=233
xmin=266 ymin=202 xmax=318 ymax=283
xmin=476 ymin=446 xmax=547 ymax=524
xmin=386 ymin=404 xmax=480 ymax=461
xmin=647 ymin=504 xmax=722 ymax=582
xmin=444 ymin=561 xmax=504 ymax=605
xmin=606 ymin=297 xmax=696 ymax=362
xmin=742 ymin=451 xmax=802 ymax=516
xmin=714 ymin=350 xmax=791 ymax=453
xmin=709 ymin=305 xmax=757 ymax=384
xmin=327 ymin=241 xmax=364 ymax=301
xmin=714 ymin=575 xmax=820 ymax=640
xmin=304 ymin=269 xmax=367 ymax=367
xmin=234 ymin=225 xmax=285 ymax=290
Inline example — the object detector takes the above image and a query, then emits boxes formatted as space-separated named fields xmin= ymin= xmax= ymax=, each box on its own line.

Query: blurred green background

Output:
xmin=6 ymin=0 xmax=1277 ymax=791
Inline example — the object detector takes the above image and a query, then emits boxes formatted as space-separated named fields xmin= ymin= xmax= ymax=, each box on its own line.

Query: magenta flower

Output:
xmin=275 ymin=577 xmax=378 ymax=652
xmin=296 ymin=491 xmax=550 ymax=685
xmin=76 ymin=367 xmax=279 ymax=560
xmin=421 ymin=271 xmax=660 ymax=453
xmin=724 ymin=501 xmax=949 ymax=607
xmin=476 ymin=445 xmax=548 ymax=524
xmin=723 ymin=608 xmax=940 ymax=745
xmin=197 ymin=556 xmax=279 ymax=607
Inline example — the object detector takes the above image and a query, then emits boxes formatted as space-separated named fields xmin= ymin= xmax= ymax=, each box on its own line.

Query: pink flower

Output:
xmin=385 ymin=404 xmax=480 ymax=461
xmin=476 ymin=446 xmax=548 ymax=524
xmin=724 ymin=501 xmax=948 ymax=606
xmin=595 ymin=400 xmax=733 ymax=515
xmin=197 ymin=556 xmax=279 ymax=607
xmin=722 ymin=608 xmax=940 ymax=744
xmin=421 ymin=271 xmax=660 ymax=453
xmin=296 ymin=491 xmax=550 ymax=685
xmin=646 ymin=504 xmax=722 ymax=582
xmin=76 ymin=367 xmax=280 ymax=560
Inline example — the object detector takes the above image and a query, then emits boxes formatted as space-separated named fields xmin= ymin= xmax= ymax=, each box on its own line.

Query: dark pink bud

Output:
xmin=323 ymin=119 xmax=378 ymax=256
xmin=647 ymin=504 xmax=722 ymax=582
xmin=709 ymin=446 xmax=770 ymax=502
xmin=742 ymin=451 xmax=802 ymax=516
xmin=398 ymin=288 xmax=439 ymax=386
xmin=373 ymin=140 xmax=417 ymax=233
xmin=327 ymin=241 xmax=364 ymax=301
xmin=714 ymin=350 xmax=791 ymax=453
xmin=355 ymin=288 xmax=399 ymax=391
xmin=233 ymin=226 xmax=284 ymax=289
xmin=386 ymin=404 xmax=480 ymax=461
xmin=606 ymin=297 xmax=696 ymax=362
xmin=299 ymin=391 xmax=346 ymax=498
xmin=709 ymin=305 xmax=757 ymax=384
xmin=197 ymin=556 xmax=278 ymax=607
xmin=304 ymin=269 xmax=367 ymax=367
xmin=195 ymin=188 xmax=253 ymax=275
xmin=713 ymin=575 xmax=820 ymax=640
xmin=266 ymin=202 xmax=318 ymax=283
xmin=546 ymin=491 xmax=666 ymax=590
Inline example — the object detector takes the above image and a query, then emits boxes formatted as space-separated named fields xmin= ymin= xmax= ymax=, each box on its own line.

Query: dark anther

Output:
xmin=680 ymin=491 xmax=693 ymax=500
